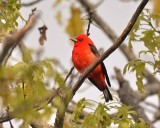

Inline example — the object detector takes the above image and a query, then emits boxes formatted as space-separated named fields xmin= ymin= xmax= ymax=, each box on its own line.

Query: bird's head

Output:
xmin=70 ymin=34 xmax=88 ymax=44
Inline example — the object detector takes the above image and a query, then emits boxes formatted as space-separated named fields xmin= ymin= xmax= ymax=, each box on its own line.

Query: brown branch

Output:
xmin=54 ymin=0 xmax=149 ymax=127
xmin=138 ymin=82 xmax=160 ymax=102
xmin=6 ymin=108 xmax=14 ymax=128
xmin=86 ymin=10 xmax=94 ymax=36
xmin=64 ymin=66 xmax=74 ymax=83
xmin=21 ymin=0 xmax=44 ymax=7
xmin=0 ymin=12 xmax=38 ymax=65
xmin=0 ymin=114 xmax=55 ymax=128
xmin=144 ymin=101 xmax=159 ymax=109
xmin=36 ymin=88 xmax=60 ymax=111
xmin=30 ymin=120 xmax=54 ymax=128
xmin=153 ymin=108 xmax=160 ymax=123
xmin=0 ymin=124 xmax=3 ymax=128
xmin=119 ymin=0 xmax=140 ymax=2
xmin=0 ymin=114 xmax=13 ymax=123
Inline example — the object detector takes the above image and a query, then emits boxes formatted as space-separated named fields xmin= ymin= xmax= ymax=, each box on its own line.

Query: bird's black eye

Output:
xmin=78 ymin=38 xmax=84 ymax=42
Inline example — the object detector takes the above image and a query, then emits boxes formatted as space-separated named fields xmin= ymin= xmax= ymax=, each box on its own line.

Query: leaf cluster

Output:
xmin=68 ymin=99 xmax=149 ymax=128
xmin=0 ymin=56 xmax=66 ymax=124
xmin=0 ymin=0 xmax=26 ymax=39
xmin=124 ymin=9 xmax=160 ymax=92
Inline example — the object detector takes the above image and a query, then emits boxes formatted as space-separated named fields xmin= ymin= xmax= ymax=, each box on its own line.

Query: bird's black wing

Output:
xmin=88 ymin=44 xmax=100 ymax=57
xmin=88 ymin=43 xmax=111 ymax=87
xmin=88 ymin=77 xmax=103 ymax=91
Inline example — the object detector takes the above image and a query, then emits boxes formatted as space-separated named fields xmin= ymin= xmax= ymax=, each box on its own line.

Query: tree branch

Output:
xmin=86 ymin=10 xmax=94 ymax=36
xmin=30 ymin=120 xmax=54 ymax=128
xmin=64 ymin=66 xmax=74 ymax=83
xmin=0 ymin=114 xmax=12 ymax=123
xmin=0 ymin=11 xmax=38 ymax=65
xmin=21 ymin=0 xmax=44 ymax=7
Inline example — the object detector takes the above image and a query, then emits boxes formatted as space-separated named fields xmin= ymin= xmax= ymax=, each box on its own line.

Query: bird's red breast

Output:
xmin=72 ymin=34 xmax=107 ymax=90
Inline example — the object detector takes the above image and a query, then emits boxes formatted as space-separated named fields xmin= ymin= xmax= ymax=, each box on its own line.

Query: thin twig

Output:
xmin=86 ymin=11 xmax=94 ymax=36
xmin=6 ymin=107 xmax=14 ymax=128
xmin=22 ymin=0 xmax=44 ymax=7
xmin=119 ymin=0 xmax=140 ymax=2
xmin=64 ymin=66 xmax=74 ymax=83
xmin=144 ymin=101 xmax=159 ymax=109
xmin=0 ymin=114 xmax=13 ymax=123
xmin=3 ymin=40 xmax=18 ymax=66
xmin=22 ymin=80 xmax=26 ymax=99
xmin=36 ymin=88 xmax=59 ymax=111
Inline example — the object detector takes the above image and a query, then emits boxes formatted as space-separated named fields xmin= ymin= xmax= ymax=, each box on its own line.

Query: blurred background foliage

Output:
xmin=0 ymin=0 xmax=159 ymax=128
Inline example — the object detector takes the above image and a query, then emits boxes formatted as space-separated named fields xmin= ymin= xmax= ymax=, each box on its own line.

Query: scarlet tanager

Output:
xmin=71 ymin=34 xmax=113 ymax=102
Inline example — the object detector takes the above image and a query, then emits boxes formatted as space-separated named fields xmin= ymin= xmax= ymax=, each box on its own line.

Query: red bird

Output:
xmin=71 ymin=34 xmax=113 ymax=102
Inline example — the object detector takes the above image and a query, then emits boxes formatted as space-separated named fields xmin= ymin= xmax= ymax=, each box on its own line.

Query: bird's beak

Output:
xmin=70 ymin=38 xmax=77 ymax=43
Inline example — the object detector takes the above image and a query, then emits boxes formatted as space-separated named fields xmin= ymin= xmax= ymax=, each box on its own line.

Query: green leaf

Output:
xmin=41 ymin=60 xmax=54 ymax=77
xmin=82 ymin=114 xmax=96 ymax=128
xmin=71 ymin=98 xmax=86 ymax=122
xmin=134 ymin=118 xmax=150 ymax=128
xmin=82 ymin=103 xmax=111 ymax=128
xmin=117 ymin=104 xmax=134 ymax=119
xmin=0 ymin=1 xmax=26 ymax=39
xmin=138 ymin=50 xmax=155 ymax=59
xmin=118 ymin=121 xmax=129 ymax=128
xmin=123 ymin=59 xmax=145 ymax=92
xmin=140 ymin=30 xmax=157 ymax=52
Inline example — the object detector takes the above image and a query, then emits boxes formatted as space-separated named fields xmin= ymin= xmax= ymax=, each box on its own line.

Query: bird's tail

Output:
xmin=103 ymin=87 xmax=113 ymax=102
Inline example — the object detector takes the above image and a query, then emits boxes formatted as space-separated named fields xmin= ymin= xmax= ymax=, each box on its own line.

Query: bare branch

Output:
xmin=30 ymin=120 xmax=54 ymax=128
xmin=0 ymin=11 xmax=38 ymax=65
xmin=86 ymin=10 xmax=94 ymax=36
xmin=0 ymin=124 xmax=3 ymax=128
xmin=119 ymin=0 xmax=140 ymax=2
xmin=0 ymin=114 xmax=13 ymax=123
xmin=21 ymin=0 xmax=44 ymax=7
xmin=144 ymin=101 xmax=159 ymax=109
xmin=64 ymin=66 xmax=74 ymax=83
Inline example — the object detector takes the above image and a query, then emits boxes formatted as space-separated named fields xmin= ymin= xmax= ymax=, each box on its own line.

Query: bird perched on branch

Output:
xmin=71 ymin=34 xmax=113 ymax=102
